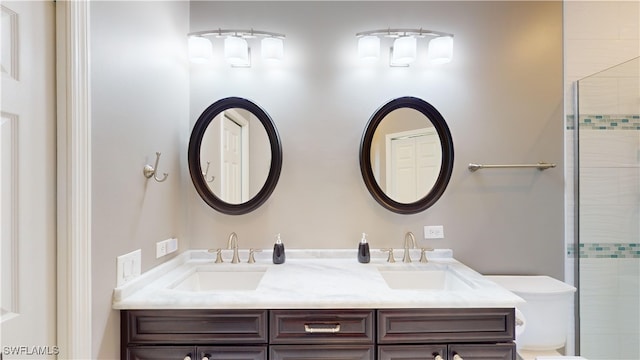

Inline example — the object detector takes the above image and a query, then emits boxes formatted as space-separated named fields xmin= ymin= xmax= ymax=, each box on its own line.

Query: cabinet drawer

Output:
xmin=449 ymin=343 xmax=516 ymax=360
xmin=270 ymin=309 xmax=374 ymax=344
xmin=122 ymin=310 xmax=268 ymax=344
xmin=378 ymin=308 xmax=515 ymax=344
xmin=270 ymin=345 xmax=374 ymax=360
xmin=378 ymin=345 xmax=447 ymax=360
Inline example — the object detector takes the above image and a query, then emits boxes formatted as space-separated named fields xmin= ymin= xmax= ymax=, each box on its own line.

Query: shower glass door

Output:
xmin=575 ymin=57 xmax=639 ymax=360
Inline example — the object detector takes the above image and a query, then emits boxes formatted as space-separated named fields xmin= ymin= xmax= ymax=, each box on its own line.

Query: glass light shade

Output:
xmin=427 ymin=36 xmax=454 ymax=64
xmin=261 ymin=37 xmax=284 ymax=61
xmin=188 ymin=36 xmax=213 ymax=63
xmin=392 ymin=36 xmax=417 ymax=65
xmin=358 ymin=35 xmax=380 ymax=61
xmin=224 ymin=36 xmax=249 ymax=66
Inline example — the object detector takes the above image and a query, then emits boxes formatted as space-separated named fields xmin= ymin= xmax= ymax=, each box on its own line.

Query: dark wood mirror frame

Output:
xmin=188 ymin=97 xmax=282 ymax=215
xmin=359 ymin=96 xmax=454 ymax=214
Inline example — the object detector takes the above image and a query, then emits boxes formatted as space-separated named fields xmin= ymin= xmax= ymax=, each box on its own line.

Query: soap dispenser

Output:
xmin=358 ymin=233 xmax=370 ymax=263
xmin=272 ymin=233 xmax=286 ymax=264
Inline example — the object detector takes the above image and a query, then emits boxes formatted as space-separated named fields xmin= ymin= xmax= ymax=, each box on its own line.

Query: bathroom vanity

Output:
xmin=121 ymin=308 xmax=515 ymax=360
xmin=114 ymin=250 xmax=521 ymax=360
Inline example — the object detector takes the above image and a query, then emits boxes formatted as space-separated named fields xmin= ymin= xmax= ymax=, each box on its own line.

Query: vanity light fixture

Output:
xmin=391 ymin=36 xmax=417 ymax=66
xmin=188 ymin=28 xmax=285 ymax=67
xmin=224 ymin=36 xmax=250 ymax=66
xmin=188 ymin=36 xmax=214 ymax=64
xmin=261 ymin=37 xmax=284 ymax=61
xmin=358 ymin=35 xmax=381 ymax=61
xmin=356 ymin=28 xmax=454 ymax=66
xmin=427 ymin=35 xmax=454 ymax=65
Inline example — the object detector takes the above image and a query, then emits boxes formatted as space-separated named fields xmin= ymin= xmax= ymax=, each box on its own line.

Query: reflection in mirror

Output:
xmin=200 ymin=108 xmax=271 ymax=204
xmin=360 ymin=97 xmax=454 ymax=214
xmin=188 ymin=97 xmax=282 ymax=215
xmin=370 ymin=108 xmax=442 ymax=203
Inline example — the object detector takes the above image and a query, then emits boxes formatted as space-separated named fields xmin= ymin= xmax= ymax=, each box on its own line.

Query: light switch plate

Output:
xmin=116 ymin=249 xmax=141 ymax=287
xmin=424 ymin=225 xmax=445 ymax=239
xmin=156 ymin=238 xmax=178 ymax=259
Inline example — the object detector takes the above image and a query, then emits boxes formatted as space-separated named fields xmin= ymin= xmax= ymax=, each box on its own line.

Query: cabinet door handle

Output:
xmin=201 ymin=357 xmax=209 ymax=360
xmin=183 ymin=355 xmax=192 ymax=360
xmin=453 ymin=354 xmax=463 ymax=360
xmin=304 ymin=323 xmax=341 ymax=333
xmin=434 ymin=355 xmax=444 ymax=360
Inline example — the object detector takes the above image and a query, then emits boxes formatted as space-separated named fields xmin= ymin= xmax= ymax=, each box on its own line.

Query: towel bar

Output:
xmin=468 ymin=162 xmax=556 ymax=172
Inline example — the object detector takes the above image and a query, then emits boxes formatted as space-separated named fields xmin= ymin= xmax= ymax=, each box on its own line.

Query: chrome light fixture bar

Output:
xmin=188 ymin=28 xmax=286 ymax=67
xmin=356 ymin=28 xmax=454 ymax=66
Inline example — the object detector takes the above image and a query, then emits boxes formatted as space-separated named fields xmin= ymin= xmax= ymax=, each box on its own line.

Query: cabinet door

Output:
xmin=448 ymin=343 xmax=515 ymax=360
xmin=126 ymin=346 xmax=195 ymax=360
xmin=379 ymin=345 xmax=447 ymax=360
xmin=270 ymin=345 xmax=374 ymax=360
xmin=197 ymin=346 xmax=267 ymax=360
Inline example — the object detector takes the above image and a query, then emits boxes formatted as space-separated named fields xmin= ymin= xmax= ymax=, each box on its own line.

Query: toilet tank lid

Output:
xmin=485 ymin=275 xmax=576 ymax=295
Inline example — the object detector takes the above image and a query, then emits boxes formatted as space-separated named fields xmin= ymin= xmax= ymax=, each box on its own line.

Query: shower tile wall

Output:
xmin=564 ymin=2 xmax=639 ymax=358
xmin=573 ymin=114 xmax=640 ymax=360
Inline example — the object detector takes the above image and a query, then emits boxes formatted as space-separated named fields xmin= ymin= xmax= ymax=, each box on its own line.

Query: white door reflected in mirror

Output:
xmin=370 ymin=108 xmax=442 ymax=203
xmin=200 ymin=108 xmax=271 ymax=204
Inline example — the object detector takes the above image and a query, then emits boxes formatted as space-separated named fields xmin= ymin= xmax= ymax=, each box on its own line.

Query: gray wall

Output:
xmin=90 ymin=1 xmax=189 ymax=358
xmin=89 ymin=1 xmax=563 ymax=356
xmin=188 ymin=1 xmax=564 ymax=276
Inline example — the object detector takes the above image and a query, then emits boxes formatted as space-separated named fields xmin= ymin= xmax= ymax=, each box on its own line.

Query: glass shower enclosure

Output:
xmin=573 ymin=57 xmax=639 ymax=359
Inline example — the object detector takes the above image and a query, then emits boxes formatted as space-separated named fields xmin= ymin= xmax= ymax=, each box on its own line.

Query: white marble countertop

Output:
xmin=112 ymin=249 xmax=523 ymax=310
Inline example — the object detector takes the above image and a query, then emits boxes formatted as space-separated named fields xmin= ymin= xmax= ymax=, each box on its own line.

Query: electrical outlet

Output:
xmin=156 ymin=238 xmax=178 ymax=259
xmin=424 ymin=225 xmax=445 ymax=239
xmin=116 ymin=249 xmax=141 ymax=287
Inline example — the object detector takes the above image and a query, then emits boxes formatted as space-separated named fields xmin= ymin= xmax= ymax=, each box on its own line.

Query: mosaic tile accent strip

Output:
xmin=566 ymin=114 xmax=640 ymax=130
xmin=567 ymin=243 xmax=640 ymax=258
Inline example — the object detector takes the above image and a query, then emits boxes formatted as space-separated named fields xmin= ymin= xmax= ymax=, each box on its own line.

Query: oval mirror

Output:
xmin=359 ymin=97 xmax=454 ymax=214
xmin=188 ymin=97 xmax=282 ymax=215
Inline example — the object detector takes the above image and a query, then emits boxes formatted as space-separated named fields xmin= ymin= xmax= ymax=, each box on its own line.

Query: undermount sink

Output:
xmin=171 ymin=266 xmax=267 ymax=291
xmin=378 ymin=267 xmax=473 ymax=291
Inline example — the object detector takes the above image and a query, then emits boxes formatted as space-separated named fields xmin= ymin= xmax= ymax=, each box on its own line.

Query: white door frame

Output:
xmin=56 ymin=1 xmax=92 ymax=358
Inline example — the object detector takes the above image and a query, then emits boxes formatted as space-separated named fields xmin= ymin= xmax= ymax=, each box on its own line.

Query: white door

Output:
xmin=1 ymin=1 xmax=57 ymax=357
xmin=415 ymin=130 xmax=441 ymax=194
xmin=221 ymin=114 xmax=243 ymax=203
xmin=390 ymin=137 xmax=418 ymax=203
xmin=388 ymin=128 xmax=441 ymax=202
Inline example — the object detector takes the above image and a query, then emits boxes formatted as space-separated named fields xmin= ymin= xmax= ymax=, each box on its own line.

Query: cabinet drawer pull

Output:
xmin=453 ymin=354 xmax=463 ymax=360
xmin=183 ymin=355 xmax=192 ymax=360
xmin=201 ymin=357 xmax=209 ymax=360
xmin=434 ymin=355 xmax=444 ymax=360
xmin=304 ymin=323 xmax=341 ymax=333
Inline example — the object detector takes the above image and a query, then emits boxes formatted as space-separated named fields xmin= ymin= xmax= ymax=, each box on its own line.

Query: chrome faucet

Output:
xmin=403 ymin=231 xmax=417 ymax=263
xmin=227 ymin=232 xmax=240 ymax=264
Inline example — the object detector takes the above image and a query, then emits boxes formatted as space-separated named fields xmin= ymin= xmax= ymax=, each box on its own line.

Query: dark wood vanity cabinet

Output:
xmin=121 ymin=310 xmax=268 ymax=360
xmin=378 ymin=309 xmax=516 ymax=360
xmin=269 ymin=309 xmax=375 ymax=360
xmin=126 ymin=345 xmax=267 ymax=360
xmin=121 ymin=308 xmax=514 ymax=360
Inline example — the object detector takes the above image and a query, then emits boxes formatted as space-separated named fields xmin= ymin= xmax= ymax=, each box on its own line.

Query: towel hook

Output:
xmin=202 ymin=161 xmax=215 ymax=183
xmin=143 ymin=152 xmax=169 ymax=182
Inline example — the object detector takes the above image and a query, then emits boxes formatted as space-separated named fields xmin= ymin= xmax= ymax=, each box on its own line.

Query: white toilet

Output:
xmin=485 ymin=275 xmax=587 ymax=360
